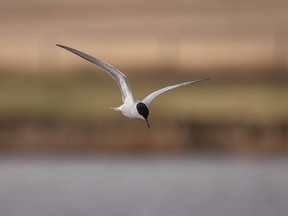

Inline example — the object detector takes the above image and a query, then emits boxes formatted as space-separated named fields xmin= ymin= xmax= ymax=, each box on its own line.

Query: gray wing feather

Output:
xmin=57 ymin=44 xmax=134 ymax=103
xmin=142 ymin=78 xmax=209 ymax=105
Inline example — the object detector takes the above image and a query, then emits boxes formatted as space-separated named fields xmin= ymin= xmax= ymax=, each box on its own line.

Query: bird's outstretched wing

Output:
xmin=56 ymin=44 xmax=134 ymax=103
xmin=142 ymin=78 xmax=209 ymax=105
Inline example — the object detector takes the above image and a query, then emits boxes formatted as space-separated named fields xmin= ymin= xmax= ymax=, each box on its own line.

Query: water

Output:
xmin=0 ymin=157 xmax=287 ymax=216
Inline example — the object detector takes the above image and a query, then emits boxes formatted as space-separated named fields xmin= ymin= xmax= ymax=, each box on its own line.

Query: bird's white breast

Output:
xmin=119 ymin=102 xmax=144 ymax=120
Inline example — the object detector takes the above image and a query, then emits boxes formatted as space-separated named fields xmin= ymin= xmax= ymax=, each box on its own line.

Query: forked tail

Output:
xmin=103 ymin=106 xmax=121 ymax=111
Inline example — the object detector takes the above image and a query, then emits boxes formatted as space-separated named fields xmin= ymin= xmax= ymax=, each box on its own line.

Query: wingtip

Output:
xmin=193 ymin=77 xmax=210 ymax=83
xmin=56 ymin=44 xmax=73 ymax=52
xmin=56 ymin=44 xmax=65 ymax=48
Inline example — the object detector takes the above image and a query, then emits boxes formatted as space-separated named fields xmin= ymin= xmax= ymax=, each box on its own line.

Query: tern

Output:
xmin=57 ymin=44 xmax=209 ymax=128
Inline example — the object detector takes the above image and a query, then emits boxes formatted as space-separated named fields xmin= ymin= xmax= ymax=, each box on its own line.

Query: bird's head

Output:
xmin=136 ymin=102 xmax=150 ymax=128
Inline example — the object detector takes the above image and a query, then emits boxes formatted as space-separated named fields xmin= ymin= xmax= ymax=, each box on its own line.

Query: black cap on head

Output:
xmin=136 ymin=102 xmax=149 ymax=119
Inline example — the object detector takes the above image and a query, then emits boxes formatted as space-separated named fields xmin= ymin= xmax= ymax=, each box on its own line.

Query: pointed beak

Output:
xmin=145 ymin=119 xmax=150 ymax=129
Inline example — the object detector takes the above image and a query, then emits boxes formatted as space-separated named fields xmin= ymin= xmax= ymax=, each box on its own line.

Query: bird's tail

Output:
xmin=103 ymin=106 xmax=121 ymax=111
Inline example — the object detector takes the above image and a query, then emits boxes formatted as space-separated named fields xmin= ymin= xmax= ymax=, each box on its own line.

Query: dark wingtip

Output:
xmin=56 ymin=44 xmax=65 ymax=48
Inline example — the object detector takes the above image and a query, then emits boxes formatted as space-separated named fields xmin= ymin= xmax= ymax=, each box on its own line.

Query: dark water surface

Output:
xmin=0 ymin=157 xmax=287 ymax=216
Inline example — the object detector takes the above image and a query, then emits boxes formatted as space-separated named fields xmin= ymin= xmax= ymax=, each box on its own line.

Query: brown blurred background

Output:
xmin=0 ymin=0 xmax=287 ymax=156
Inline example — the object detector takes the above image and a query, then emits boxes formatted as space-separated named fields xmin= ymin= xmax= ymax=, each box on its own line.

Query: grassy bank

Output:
xmin=0 ymin=72 xmax=286 ymax=124
xmin=0 ymin=71 xmax=286 ymax=155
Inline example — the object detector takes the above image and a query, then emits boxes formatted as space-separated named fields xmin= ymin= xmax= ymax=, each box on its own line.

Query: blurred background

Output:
xmin=0 ymin=0 xmax=287 ymax=216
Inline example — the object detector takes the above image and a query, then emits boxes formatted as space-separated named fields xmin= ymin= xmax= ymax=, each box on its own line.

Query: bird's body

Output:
xmin=117 ymin=101 xmax=143 ymax=120
xmin=57 ymin=44 xmax=209 ymax=128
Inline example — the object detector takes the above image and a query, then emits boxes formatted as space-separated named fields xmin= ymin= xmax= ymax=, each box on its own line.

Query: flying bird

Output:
xmin=57 ymin=44 xmax=209 ymax=128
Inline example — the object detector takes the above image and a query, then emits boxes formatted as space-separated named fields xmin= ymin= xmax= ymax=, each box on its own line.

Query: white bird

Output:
xmin=57 ymin=44 xmax=209 ymax=128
